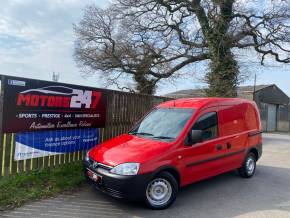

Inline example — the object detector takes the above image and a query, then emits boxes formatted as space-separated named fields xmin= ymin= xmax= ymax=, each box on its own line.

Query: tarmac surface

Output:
xmin=1 ymin=133 xmax=290 ymax=218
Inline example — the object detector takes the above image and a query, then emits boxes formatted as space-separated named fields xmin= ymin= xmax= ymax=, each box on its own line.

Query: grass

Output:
xmin=0 ymin=161 xmax=86 ymax=210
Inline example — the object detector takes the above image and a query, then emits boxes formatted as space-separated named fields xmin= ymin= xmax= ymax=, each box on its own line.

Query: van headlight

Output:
xmin=110 ymin=163 xmax=140 ymax=176
xmin=85 ymin=150 xmax=90 ymax=162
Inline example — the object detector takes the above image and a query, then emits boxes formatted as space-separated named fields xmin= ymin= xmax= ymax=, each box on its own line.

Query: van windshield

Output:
xmin=129 ymin=108 xmax=195 ymax=141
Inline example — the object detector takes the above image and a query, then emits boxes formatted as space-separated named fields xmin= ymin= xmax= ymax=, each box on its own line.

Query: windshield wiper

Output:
xmin=130 ymin=132 xmax=154 ymax=136
xmin=130 ymin=132 xmax=173 ymax=139
xmin=153 ymin=136 xmax=174 ymax=139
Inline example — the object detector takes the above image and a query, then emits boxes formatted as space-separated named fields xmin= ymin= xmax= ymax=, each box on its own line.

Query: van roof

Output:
xmin=158 ymin=98 xmax=254 ymax=109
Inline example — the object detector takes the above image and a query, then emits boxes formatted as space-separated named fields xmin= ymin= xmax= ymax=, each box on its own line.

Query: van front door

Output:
xmin=181 ymin=109 xmax=227 ymax=185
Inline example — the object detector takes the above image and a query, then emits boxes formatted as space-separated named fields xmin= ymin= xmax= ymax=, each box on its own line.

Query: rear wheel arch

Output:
xmin=248 ymin=147 xmax=258 ymax=161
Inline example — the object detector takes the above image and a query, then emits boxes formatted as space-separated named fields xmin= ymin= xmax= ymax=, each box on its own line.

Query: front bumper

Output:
xmin=83 ymin=160 xmax=152 ymax=201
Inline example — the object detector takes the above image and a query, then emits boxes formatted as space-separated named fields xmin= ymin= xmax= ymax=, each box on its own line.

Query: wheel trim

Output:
xmin=146 ymin=178 xmax=172 ymax=206
xmin=246 ymin=157 xmax=255 ymax=175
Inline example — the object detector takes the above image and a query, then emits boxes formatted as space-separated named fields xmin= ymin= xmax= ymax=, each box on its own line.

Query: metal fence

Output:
xmin=0 ymin=90 xmax=169 ymax=177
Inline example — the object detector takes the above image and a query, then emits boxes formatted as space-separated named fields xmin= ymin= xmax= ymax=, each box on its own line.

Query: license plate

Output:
xmin=87 ymin=169 xmax=102 ymax=183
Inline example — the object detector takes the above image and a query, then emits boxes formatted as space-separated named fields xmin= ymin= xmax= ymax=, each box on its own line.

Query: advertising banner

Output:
xmin=14 ymin=128 xmax=99 ymax=160
xmin=2 ymin=76 xmax=107 ymax=133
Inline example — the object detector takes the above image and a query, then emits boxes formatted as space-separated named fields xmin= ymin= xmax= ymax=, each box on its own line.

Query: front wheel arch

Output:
xmin=151 ymin=166 xmax=181 ymax=187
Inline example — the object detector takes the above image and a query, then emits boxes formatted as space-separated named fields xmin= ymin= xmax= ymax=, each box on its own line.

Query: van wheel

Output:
xmin=238 ymin=152 xmax=256 ymax=178
xmin=145 ymin=172 xmax=178 ymax=210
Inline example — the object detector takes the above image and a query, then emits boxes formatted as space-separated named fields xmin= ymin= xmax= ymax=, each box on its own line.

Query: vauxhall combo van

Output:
xmin=84 ymin=98 xmax=262 ymax=209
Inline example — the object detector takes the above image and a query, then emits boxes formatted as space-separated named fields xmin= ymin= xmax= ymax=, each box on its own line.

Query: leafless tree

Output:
xmin=74 ymin=5 xmax=205 ymax=94
xmin=74 ymin=0 xmax=289 ymax=96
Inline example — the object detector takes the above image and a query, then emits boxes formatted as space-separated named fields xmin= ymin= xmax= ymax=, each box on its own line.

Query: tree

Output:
xmin=74 ymin=5 xmax=207 ymax=94
xmin=74 ymin=1 xmax=290 ymax=96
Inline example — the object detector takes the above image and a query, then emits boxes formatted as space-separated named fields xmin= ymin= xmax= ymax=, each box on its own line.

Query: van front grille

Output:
xmin=88 ymin=158 xmax=113 ymax=171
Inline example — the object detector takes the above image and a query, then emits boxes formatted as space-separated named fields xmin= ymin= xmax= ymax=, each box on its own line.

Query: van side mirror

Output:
xmin=186 ymin=130 xmax=203 ymax=145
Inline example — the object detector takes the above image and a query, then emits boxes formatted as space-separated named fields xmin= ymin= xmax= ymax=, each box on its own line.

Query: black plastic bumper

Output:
xmin=83 ymin=161 xmax=152 ymax=201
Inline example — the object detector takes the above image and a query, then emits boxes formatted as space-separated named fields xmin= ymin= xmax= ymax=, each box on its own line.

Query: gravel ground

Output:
xmin=1 ymin=133 xmax=290 ymax=218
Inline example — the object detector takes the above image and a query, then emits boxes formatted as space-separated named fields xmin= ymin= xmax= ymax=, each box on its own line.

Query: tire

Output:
xmin=238 ymin=152 xmax=256 ymax=178
xmin=144 ymin=171 xmax=178 ymax=210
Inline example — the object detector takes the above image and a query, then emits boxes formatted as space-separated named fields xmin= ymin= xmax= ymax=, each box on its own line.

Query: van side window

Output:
xmin=192 ymin=112 xmax=218 ymax=141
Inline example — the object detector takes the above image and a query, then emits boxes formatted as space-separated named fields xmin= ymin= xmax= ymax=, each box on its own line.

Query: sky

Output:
xmin=0 ymin=0 xmax=289 ymax=96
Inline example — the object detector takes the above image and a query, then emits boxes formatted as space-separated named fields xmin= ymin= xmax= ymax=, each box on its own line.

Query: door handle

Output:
xmin=216 ymin=144 xmax=222 ymax=150
xmin=227 ymin=143 xmax=232 ymax=149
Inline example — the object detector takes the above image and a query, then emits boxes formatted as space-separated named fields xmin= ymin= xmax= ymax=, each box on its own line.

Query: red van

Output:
xmin=84 ymin=98 xmax=262 ymax=209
